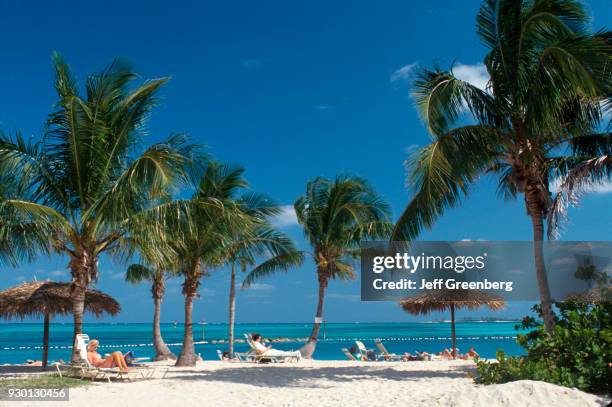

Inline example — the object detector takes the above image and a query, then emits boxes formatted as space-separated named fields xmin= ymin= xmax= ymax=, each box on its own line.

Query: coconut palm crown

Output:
xmin=392 ymin=0 xmax=611 ymax=330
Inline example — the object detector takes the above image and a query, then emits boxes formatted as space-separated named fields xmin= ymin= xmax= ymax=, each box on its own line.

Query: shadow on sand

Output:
xmin=165 ymin=364 xmax=476 ymax=389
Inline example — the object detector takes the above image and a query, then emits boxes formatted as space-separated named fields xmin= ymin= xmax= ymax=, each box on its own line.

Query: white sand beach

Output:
xmin=2 ymin=360 xmax=607 ymax=407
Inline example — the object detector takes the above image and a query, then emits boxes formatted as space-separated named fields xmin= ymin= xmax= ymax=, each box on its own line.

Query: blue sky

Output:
xmin=1 ymin=0 xmax=611 ymax=324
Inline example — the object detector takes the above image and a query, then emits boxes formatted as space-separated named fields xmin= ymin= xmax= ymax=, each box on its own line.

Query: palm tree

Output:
xmin=0 ymin=55 xmax=198 ymax=361
xmin=126 ymin=264 xmax=176 ymax=361
xmin=287 ymin=176 xmax=392 ymax=358
xmin=171 ymin=161 xmax=255 ymax=366
xmin=226 ymin=223 xmax=303 ymax=356
xmin=391 ymin=0 xmax=611 ymax=330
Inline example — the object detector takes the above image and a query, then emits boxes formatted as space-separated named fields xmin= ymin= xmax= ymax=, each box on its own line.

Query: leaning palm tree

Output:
xmin=291 ymin=176 xmax=392 ymax=358
xmin=126 ymin=264 xmax=176 ymax=361
xmin=226 ymin=222 xmax=303 ymax=356
xmin=391 ymin=0 xmax=611 ymax=330
xmin=171 ymin=161 xmax=255 ymax=366
xmin=0 ymin=54 xmax=199 ymax=361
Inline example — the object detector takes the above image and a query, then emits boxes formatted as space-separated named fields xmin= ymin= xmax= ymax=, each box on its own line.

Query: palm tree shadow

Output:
xmin=166 ymin=364 xmax=475 ymax=389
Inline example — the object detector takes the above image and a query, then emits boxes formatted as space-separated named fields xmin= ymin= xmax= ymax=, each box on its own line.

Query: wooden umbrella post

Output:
xmin=42 ymin=312 xmax=50 ymax=369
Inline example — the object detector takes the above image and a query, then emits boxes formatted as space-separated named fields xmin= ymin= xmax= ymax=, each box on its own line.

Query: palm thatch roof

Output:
xmin=400 ymin=289 xmax=505 ymax=314
xmin=0 ymin=280 xmax=120 ymax=319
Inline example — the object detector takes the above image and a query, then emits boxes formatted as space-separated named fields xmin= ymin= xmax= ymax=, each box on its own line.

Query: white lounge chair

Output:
xmin=341 ymin=348 xmax=358 ymax=361
xmin=244 ymin=334 xmax=300 ymax=363
xmin=355 ymin=340 xmax=374 ymax=361
xmin=374 ymin=339 xmax=403 ymax=361
xmin=56 ymin=334 xmax=167 ymax=382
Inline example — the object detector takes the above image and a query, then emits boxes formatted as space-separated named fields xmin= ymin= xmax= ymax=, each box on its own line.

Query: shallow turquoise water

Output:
xmin=0 ymin=322 xmax=526 ymax=364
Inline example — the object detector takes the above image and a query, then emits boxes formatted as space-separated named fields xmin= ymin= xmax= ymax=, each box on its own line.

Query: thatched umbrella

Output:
xmin=0 ymin=280 xmax=120 ymax=368
xmin=400 ymin=289 xmax=505 ymax=358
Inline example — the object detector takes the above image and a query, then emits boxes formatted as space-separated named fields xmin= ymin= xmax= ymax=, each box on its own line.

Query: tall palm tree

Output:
xmin=225 ymin=223 xmax=303 ymax=356
xmin=287 ymin=176 xmax=392 ymax=358
xmin=0 ymin=55 xmax=198 ymax=361
xmin=171 ymin=161 xmax=255 ymax=366
xmin=391 ymin=0 xmax=610 ymax=330
xmin=126 ymin=264 xmax=176 ymax=361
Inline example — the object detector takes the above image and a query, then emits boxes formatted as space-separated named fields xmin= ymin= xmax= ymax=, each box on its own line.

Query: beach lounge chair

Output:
xmin=56 ymin=334 xmax=167 ymax=382
xmin=341 ymin=348 xmax=358 ymax=361
xmin=374 ymin=339 xmax=403 ymax=361
xmin=244 ymin=334 xmax=300 ymax=363
xmin=355 ymin=341 xmax=376 ymax=361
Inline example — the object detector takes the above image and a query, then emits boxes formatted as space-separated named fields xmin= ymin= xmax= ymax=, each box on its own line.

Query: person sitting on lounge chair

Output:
xmin=349 ymin=346 xmax=366 ymax=361
xmin=86 ymin=339 xmax=130 ymax=371
xmin=251 ymin=333 xmax=301 ymax=360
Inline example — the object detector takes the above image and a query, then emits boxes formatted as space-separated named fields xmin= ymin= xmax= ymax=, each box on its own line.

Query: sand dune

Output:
xmin=10 ymin=360 xmax=609 ymax=407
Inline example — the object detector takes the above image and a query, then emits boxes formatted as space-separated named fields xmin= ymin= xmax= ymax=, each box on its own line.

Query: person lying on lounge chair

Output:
xmin=251 ymin=333 xmax=301 ymax=360
xmin=437 ymin=348 xmax=454 ymax=359
xmin=458 ymin=347 xmax=479 ymax=360
xmin=86 ymin=339 xmax=130 ymax=371
xmin=221 ymin=351 xmax=239 ymax=362
xmin=401 ymin=352 xmax=420 ymax=361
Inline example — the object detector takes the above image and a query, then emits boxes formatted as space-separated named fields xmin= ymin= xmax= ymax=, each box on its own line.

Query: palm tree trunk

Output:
xmin=310 ymin=281 xmax=326 ymax=340
xmin=301 ymin=278 xmax=327 ymax=359
xmin=228 ymin=262 xmax=237 ymax=357
xmin=68 ymin=249 xmax=97 ymax=363
xmin=175 ymin=295 xmax=196 ymax=366
xmin=152 ymin=295 xmax=175 ymax=361
xmin=530 ymin=212 xmax=555 ymax=331
xmin=42 ymin=312 xmax=50 ymax=369
xmin=70 ymin=279 xmax=86 ymax=363
xmin=175 ymin=261 xmax=202 ymax=367
xmin=450 ymin=304 xmax=456 ymax=359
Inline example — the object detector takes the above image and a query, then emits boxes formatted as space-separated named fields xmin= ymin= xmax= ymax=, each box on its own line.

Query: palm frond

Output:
xmin=548 ymin=155 xmax=612 ymax=237
xmin=392 ymin=125 xmax=499 ymax=241
xmin=241 ymin=251 xmax=304 ymax=288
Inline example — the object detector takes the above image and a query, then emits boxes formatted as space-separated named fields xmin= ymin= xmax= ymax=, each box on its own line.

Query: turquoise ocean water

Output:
xmin=0 ymin=322 xmax=526 ymax=364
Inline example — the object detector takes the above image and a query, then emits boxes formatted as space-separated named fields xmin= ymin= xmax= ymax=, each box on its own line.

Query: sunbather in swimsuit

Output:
xmin=86 ymin=339 xmax=130 ymax=371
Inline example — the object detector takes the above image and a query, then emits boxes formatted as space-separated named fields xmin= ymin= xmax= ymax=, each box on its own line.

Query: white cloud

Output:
xmin=391 ymin=63 xmax=418 ymax=82
xmin=550 ymin=177 xmax=612 ymax=195
xmin=271 ymin=205 xmax=298 ymax=227
xmin=453 ymin=63 xmax=489 ymax=91
xmin=243 ymin=58 xmax=263 ymax=68
xmin=247 ymin=283 xmax=274 ymax=291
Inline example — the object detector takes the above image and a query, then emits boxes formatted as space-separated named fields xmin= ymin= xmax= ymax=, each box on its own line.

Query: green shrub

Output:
xmin=474 ymin=302 xmax=612 ymax=394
